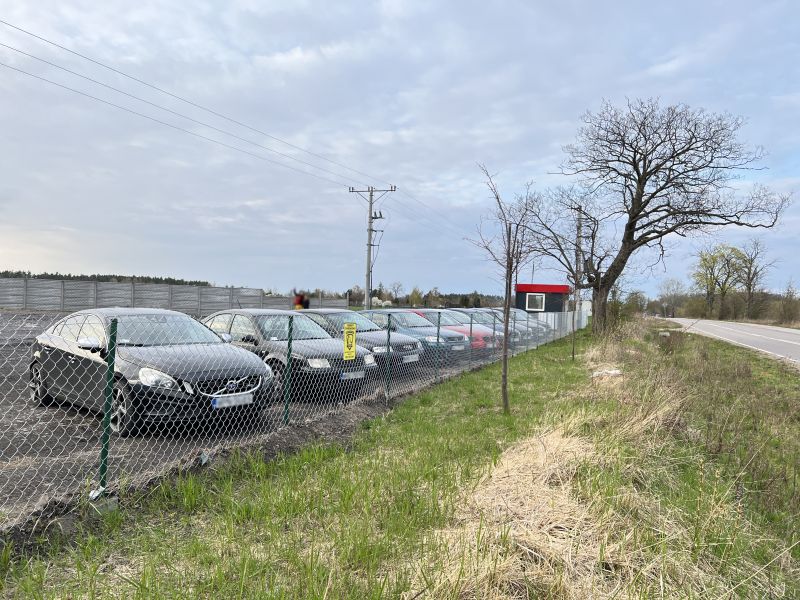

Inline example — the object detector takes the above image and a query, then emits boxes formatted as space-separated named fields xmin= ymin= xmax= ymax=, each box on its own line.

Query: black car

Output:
xmin=29 ymin=308 xmax=273 ymax=436
xmin=203 ymin=309 xmax=377 ymax=403
xmin=303 ymin=309 xmax=423 ymax=367
xmin=359 ymin=309 xmax=469 ymax=364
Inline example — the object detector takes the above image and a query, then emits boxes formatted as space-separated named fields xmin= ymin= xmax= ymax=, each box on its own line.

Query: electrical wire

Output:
xmin=0 ymin=60 xmax=356 ymax=190
xmin=0 ymin=42 xmax=370 ymax=189
xmin=0 ymin=19 xmax=476 ymax=238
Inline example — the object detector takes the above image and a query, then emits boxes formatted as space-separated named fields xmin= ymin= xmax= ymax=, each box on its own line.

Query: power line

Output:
xmin=0 ymin=18 xmax=383 ymax=185
xmin=0 ymin=60 xmax=355 ymax=190
xmin=0 ymin=19 xmax=475 ymax=238
xmin=0 ymin=41 xmax=369 ymax=188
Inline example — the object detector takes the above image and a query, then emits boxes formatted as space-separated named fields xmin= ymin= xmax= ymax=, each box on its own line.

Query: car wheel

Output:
xmin=268 ymin=362 xmax=285 ymax=401
xmin=29 ymin=363 xmax=53 ymax=407
xmin=109 ymin=382 xmax=142 ymax=437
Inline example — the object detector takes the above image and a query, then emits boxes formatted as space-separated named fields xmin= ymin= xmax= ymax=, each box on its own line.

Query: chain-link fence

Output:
xmin=0 ymin=306 xmax=587 ymax=531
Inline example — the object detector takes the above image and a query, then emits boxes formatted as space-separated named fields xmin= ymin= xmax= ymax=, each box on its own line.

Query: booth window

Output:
xmin=526 ymin=293 xmax=545 ymax=312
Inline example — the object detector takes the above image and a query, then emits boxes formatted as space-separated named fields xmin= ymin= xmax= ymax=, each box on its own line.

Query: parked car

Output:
xmin=450 ymin=308 xmax=525 ymax=347
xmin=488 ymin=307 xmax=552 ymax=340
xmin=29 ymin=308 xmax=273 ymax=436
xmin=360 ymin=308 xmax=469 ymax=364
xmin=203 ymin=309 xmax=377 ymax=403
xmin=303 ymin=309 xmax=423 ymax=367
xmin=408 ymin=308 xmax=498 ymax=352
xmin=433 ymin=309 xmax=504 ymax=350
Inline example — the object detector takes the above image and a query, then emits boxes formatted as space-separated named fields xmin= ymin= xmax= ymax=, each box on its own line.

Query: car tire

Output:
xmin=109 ymin=382 xmax=142 ymax=437
xmin=268 ymin=361 xmax=285 ymax=402
xmin=29 ymin=363 xmax=54 ymax=407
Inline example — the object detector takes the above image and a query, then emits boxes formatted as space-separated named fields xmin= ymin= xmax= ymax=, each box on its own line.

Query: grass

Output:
xmin=1 ymin=323 xmax=798 ymax=597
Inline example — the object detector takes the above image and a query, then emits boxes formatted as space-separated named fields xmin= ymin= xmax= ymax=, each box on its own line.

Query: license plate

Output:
xmin=340 ymin=371 xmax=365 ymax=380
xmin=402 ymin=354 xmax=419 ymax=363
xmin=451 ymin=345 xmax=465 ymax=351
xmin=211 ymin=393 xmax=253 ymax=409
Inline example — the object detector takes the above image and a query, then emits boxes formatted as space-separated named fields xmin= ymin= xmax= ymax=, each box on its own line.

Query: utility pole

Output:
xmin=349 ymin=185 xmax=396 ymax=309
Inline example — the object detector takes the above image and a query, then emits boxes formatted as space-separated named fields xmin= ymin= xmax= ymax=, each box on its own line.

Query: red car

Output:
xmin=409 ymin=308 xmax=499 ymax=351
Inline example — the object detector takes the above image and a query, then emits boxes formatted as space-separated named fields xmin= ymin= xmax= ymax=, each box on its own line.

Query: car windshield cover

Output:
xmin=325 ymin=312 xmax=382 ymax=332
xmin=393 ymin=312 xmax=435 ymax=328
xmin=419 ymin=311 xmax=461 ymax=326
xmin=256 ymin=315 xmax=331 ymax=341
xmin=473 ymin=313 xmax=499 ymax=326
xmin=117 ymin=314 xmax=222 ymax=346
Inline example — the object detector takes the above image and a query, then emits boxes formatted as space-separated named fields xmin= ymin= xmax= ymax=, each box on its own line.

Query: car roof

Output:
xmin=68 ymin=307 xmax=188 ymax=318
xmin=206 ymin=309 xmax=294 ymax=317
xmin=302 ymin=308 xmax=352 ymax=314
xmin=362 ymin=308 xmax=418 ymax=313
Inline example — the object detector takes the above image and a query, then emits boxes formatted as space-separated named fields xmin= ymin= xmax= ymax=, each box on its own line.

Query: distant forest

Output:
xmin=0 ymin=270 xmax=211 ymax=286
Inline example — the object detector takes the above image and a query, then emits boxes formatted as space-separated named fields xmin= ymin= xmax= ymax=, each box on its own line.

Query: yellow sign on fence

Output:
xmin=343 ymin=322 xmax=357 ymax=360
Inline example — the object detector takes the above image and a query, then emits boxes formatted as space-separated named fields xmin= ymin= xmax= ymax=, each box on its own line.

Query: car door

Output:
xmin=205 ymin=313 xmax=233 ymax=336
xmin=230 ymin=314 xmax=261 ymax=354
xmin=73 ymin=314 xmax=108 ymax=411
xmin=50 ymin=315 xmax=87 ymax=404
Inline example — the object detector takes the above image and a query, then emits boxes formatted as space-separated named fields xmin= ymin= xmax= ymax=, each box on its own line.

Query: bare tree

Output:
xmin=470 ymin=165 xmax=535 ymax=414
xmin=389 ymin=281 xmax=405 ymax=303
xmin=734 ymin=238 xmax=774 ymax=319
xmin=528 ymin=99 xmax=790 ymax=333
xmin=658 ymin=278 xmax=686 ymax=316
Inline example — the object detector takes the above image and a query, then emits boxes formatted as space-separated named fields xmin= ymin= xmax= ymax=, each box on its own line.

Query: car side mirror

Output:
xmin=219 ymin=333 xmax=233 ymax=343
xmin=77 ymin=337 xmax=102 ymax=353
xmin=241 ymin=334 xmax=259 ymax=346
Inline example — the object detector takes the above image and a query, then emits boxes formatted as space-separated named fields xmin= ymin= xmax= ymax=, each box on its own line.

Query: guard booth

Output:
xmin=515 ymin=283 xmax=570 ymax=313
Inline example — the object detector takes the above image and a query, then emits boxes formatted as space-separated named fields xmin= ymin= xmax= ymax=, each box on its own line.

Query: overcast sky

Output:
xmin=1 ymin=1 xmax=797 ymax=298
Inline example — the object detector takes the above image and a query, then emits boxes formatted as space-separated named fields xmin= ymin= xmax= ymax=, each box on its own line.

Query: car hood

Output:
xmin=268 ymin=337 xmax=370 ymax=359
xmin=117 ymin=342 xmax=268 ymax=380
xmin=346 ymin=330 xmax=418 ymax=350
xmin=398 ymin=326 xmax=464 ymax=341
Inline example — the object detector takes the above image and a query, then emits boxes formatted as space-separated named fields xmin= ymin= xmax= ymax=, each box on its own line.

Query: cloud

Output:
xmin=0 ymin=0 xmax=798 ymax=296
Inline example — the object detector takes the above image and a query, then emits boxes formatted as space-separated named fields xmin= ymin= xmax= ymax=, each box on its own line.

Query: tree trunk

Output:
xmin=501 ymin=224 xmax=512 ymax=414
xmin=591 ymin=286 xmax=610 ymax=335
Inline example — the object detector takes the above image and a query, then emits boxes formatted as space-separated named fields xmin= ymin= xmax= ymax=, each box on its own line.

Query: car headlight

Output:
xmin=364 ymin=354 xmax=376 ymax=365
xmin=416 ymin=341 xmax=423 ymax=349
xmin=424 ymin=336 xmax=443 ymax=343
xmin=138 ymin=367 xmax=177 ymax=389
xmin=372 ymin=345 xmax=389 ymax=353
xmin=307 ymin=358 xmax=331 ymax=369
xmin=462 ymin=335 xmax=469 ymax=342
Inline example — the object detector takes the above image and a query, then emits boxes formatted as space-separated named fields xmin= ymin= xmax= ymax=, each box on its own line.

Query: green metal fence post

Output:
xmin=384 ymin=314 xmax=392 ymax=403
xmin=95 ymin=317 xmax=118 ymax=499
xmin=469 ymin=313 xmax=474 ymax=369
xmin=435 ymin=312 xmax=441 ymax=381
xmin=283 ymin=315 xmax=293 ymax=426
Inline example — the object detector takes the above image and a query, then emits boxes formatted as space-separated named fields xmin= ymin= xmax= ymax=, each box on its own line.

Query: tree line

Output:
xmin=655 ymin=239 xmax=798 ymax=324
xmin=0 ymin=270 xmax=211 ymax=287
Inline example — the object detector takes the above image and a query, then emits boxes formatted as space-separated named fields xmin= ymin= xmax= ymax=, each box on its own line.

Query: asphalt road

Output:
xmin=671 ymin=319 xmax=800 ymax=364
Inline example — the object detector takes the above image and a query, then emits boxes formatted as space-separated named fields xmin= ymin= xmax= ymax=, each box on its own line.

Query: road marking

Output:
xmin=681 ymin=324 xmax=797 ymax=363
xmin=724 ymin=321 xmax=800 ymax=338
xmin=702 ymin=322 xmax=800 ymax=347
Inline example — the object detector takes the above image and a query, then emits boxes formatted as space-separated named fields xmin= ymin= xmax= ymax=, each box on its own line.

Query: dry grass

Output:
xmin=400 ymin=321 xmax=798 ymax=598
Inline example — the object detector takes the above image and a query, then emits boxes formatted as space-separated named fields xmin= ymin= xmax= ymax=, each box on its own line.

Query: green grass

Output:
xmin=1 ymin=324 xmax=797 ymax=598
xmin=1 ymin=339 xmax=589 ymax=598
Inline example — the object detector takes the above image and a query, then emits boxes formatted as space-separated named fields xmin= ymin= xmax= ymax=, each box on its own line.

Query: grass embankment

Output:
xmin=1 ymin=323 xmax=798 ymax=597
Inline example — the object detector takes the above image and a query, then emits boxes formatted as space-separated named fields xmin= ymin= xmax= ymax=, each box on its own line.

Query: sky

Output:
xmin=0 ymin=0 xmax=798 ymax=298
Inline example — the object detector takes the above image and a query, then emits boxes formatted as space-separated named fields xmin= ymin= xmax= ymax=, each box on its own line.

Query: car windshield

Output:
xmin=325 ymin=312 xmax=382 ymax=332
xmin=447 ymin=311 xmax=473 ymax=325
xmin=471 ymin=312 xmax=500 ymax=326
xmin=391 ymin=311 xmax=435 ymax=328
xmin=256 ymin=314 xmax=331 ymax=341
xmin=116 ymin=314 xmax=222 ymax=346
xmin=418 ymin=311 xmax=461 ymax=326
